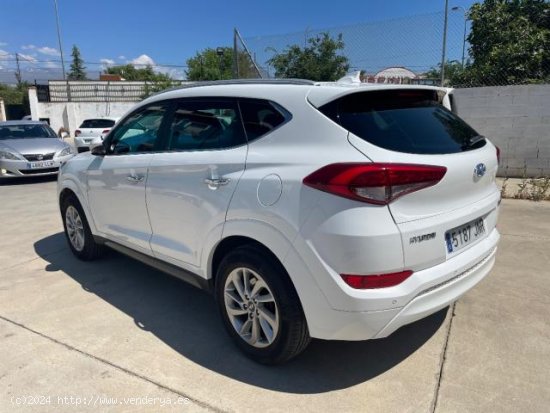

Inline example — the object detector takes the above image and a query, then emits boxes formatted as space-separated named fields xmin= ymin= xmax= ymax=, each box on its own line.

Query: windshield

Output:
xmin=80 ymin=119 xmax=115 ymax=128
xmin=0 ymin=124 xmax=57 ymax=140
xmin=319 ymin=90 xmax=485 ymax=155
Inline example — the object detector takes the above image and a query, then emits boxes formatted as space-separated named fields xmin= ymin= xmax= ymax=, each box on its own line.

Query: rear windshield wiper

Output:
xmin=462 ymin=135 xmax=485 ymax=150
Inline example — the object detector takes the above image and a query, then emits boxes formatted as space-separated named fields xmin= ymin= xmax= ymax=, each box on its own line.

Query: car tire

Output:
xmin=61 ymin=193 xmax=104 ymax=261
xmin=216 ymin=245 xmax=310 ymax=364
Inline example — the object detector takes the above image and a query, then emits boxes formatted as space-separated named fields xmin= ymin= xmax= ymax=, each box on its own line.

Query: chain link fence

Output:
xmin=239 ymin=10 xmax=549 ymax=87
xmin=2 ymin=10 xmax=547 ymax=87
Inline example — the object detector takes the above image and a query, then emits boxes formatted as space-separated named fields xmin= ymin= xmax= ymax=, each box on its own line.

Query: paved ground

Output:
xmin=0 ymin=176 xmax=549 ymax=413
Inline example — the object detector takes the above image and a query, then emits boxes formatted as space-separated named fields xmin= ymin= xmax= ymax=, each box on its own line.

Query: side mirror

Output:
xmin=112 ymin=141 xmax=130 ymax=154
xmin=91 ymin=145 xmax=106 ymax=156
xmin=60 ymin=131 xmax=69 ymax=139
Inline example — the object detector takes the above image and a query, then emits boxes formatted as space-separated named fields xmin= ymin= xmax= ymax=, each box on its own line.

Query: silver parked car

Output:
xmin=0 ymin=121 xmax=75 ymax=178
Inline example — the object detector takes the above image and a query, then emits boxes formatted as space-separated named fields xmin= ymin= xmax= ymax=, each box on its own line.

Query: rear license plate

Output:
xmin=30 ymin=161 xmax=55 ymax=169
xmin=445 ymin=217 xmax=485 ymax=253
xmin=84 ymin=139 xmax=92 ymax=143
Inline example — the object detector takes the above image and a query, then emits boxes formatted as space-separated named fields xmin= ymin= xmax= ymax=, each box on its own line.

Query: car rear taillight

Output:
xmin=341 ymin=270 xmax=413 ymax=289
xmin=303 ymin=163 xmax=447 ymax=205
xmin=496 ymin=146 xmax=500 ymax=164
xmin=75 ymin=130 xmax=81 ymax=137
xmin=102 ymin=129 xmax=110 ymax=134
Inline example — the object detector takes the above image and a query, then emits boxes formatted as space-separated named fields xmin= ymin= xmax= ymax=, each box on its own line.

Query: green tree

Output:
xmin=68 ymin=45 xmax=87 ymax=80
xmin=0 ymin=82 xmax=31 ymax=115
xmin=185 ymin=47 xmax=234 ymax=81
xmin=104 ymin=64 xmax=171 ymax=82
xmin=425 ymin=60 xmax=467 ymax=86
xmin=104 ymin=64 xmax=176 ymax=97
xmin=267 ymin=32 xmax=349 ymax=81
xmin=0 ymin=82 xmax=29 ymax=104
xmin=465 ymin=0 xmax=550 ymax=85
xmin=186 ymin=47 xmax=262 ymax=80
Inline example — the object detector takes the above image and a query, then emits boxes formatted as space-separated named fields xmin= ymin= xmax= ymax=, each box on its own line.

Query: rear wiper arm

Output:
xmin=462 ymin=135 xmax=485 ymax=149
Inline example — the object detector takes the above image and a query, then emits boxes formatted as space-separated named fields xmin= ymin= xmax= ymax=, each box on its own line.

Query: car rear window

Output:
xmin=318 ymin=90 xmax=485 ymax=154
xmin=79 ymin=119 xmax=115 ymax=129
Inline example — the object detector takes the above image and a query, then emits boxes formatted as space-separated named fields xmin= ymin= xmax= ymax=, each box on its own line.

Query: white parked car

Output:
xmin=58 ymin=80 xmax=500 ymax=364
xmin=74 ymin=118 xmax=118 ymax=153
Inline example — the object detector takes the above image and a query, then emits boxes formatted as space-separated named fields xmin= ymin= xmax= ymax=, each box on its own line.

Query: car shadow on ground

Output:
xmin=34 ymin=232 xmax=447 ymax=394
xmin=0 ymin=175 xmax=57 ymax=186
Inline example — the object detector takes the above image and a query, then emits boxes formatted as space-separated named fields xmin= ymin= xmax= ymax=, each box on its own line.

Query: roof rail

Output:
xmin=149 ymin=78 xmax=316 ymax=98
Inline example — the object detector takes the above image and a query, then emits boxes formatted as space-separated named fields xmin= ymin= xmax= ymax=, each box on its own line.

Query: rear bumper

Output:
xmin=295 ymin=227 xmax=499 ymax=341
xmin=374 ymin=243 xmax=497 ymax=338
xmin=74 ymin=136 xmax=102 ymax=150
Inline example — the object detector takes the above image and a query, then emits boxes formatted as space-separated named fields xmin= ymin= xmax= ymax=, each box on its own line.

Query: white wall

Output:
xmin=453 ymin=85 xmax=550 ymax=178
xmin=0 ymin=99 xmax=6 ymax=122
xmin=28 ymin=87 xmax=135 ymax=136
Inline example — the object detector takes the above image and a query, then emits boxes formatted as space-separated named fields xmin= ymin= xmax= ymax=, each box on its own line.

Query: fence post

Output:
xmin=66 ymin=79 xmax=72 ymax=102
xmin=233 ymin=28 xmax=239 ymax=79
xmin=233 ymin=29 xmax=263 ymax=79
xmin=440 ymin=0 xmax=449 ymax=86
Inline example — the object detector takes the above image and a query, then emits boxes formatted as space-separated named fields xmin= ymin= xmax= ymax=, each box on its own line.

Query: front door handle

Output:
xmin=204 ymin=177 xmax=230 ymax=187
xmin=127 ymin=174 xmax=144 ymax=183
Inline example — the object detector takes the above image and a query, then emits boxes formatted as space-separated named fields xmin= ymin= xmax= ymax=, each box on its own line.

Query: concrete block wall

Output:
xmin=453 ymin=85 xmax=550 ymax=177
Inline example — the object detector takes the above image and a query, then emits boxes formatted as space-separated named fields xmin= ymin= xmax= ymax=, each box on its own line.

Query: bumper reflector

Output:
xmin=341 ymin=270 xmax=413 ymax=289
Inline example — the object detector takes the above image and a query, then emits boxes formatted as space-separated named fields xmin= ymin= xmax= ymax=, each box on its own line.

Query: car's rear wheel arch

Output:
xmin=212 ymin=236 xmax=280 ymax=284
xmin=212 ymin=237 xmax=311 ymax=363
xmin=211 ymin=236 xmax=300 ymax=299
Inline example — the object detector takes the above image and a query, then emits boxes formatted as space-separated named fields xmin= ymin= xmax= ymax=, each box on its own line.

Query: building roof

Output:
xmin=374 ymin=67 xmax=417 ymax=78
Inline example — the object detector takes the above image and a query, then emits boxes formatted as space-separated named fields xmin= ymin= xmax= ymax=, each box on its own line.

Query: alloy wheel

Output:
xmin=224 ymin=267 xmax=280 ymax=348
xmin=65 ymin=205 xmax=85 ymax=252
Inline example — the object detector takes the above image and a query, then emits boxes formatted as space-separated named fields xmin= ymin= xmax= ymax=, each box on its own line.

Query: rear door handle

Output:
xmin=204 ymin=177 xmax=230 ymax=187
xmin=127 ymin=174 xmax=144 ymax=183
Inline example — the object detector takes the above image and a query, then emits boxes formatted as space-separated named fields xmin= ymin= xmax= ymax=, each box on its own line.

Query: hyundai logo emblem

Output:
xmin=474 ymin=163 xmax=486 ymax=178
xmin=37 ymin=154 xmax=43 ymax=161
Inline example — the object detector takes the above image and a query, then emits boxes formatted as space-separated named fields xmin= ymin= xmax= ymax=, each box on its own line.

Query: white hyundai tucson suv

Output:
xmin=58 ymin=79 xmax=500 ymax=364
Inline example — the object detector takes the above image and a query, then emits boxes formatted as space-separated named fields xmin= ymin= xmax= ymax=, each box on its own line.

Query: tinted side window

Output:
xmin=107 ymin=104 xmax=168 ymax=154
xmin=167 ymin=100 xmax=246 ymax=151
xmin=239 ymin=99 xmax=288 ymax=141
xmin=319 ymin=90 xmax=484 ymax=155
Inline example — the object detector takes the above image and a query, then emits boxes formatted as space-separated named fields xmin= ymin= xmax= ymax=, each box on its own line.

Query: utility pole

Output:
xmin=15 ymin=53 xmax=22 ymax=86
xmin=53 ymin=0 xmax=66 ymax=80
xmin=53 ymin=0 xmax=71 ymax=101
xmin=460 ymin=17 xmax=467 ymax=68
xmin=440 ymin=0 xmax=449 ymax=86
xmin=452 ymin=6 xmax=468 ymax=68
